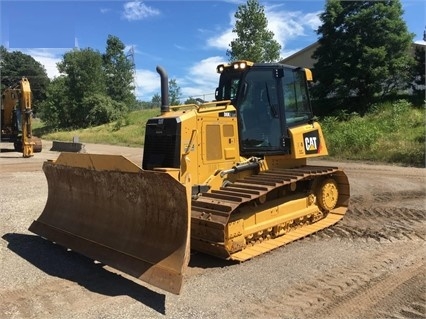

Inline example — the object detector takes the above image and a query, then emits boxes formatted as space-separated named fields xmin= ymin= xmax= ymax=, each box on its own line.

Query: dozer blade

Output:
xmin=29 ymin=153 xmax=191 ymax=294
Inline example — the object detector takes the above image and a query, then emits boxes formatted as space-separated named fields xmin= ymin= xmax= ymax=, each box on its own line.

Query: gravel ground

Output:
xmin=1 ymin=141 xmax=425 ymax=319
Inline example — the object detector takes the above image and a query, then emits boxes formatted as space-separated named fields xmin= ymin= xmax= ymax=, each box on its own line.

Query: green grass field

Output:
xmin=321 ymin=100 xmax=425 ymax=167
xmin=33 ymin=108 xmax=160 ymax=147
xmin=33 ymin=99 xmax=425 ymax=167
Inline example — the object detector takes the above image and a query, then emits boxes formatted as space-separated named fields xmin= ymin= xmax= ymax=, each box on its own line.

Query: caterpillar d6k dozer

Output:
xmin=29 ymin=61 xmax=350 ymax=295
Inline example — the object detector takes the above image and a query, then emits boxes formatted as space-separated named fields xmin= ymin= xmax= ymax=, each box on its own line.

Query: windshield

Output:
xmin=216 ymin=69 xmax=243 ymax=101
xmin=237 ymin=66 xmax=314 ymax=156
xmin=237 ymin=69 xmax=282 ymax=150
xmin=283 ymin=68 xmax=312 ymax=126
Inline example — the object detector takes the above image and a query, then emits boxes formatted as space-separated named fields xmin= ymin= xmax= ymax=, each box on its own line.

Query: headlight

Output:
xmin=216 ymin=65 xmax=225 ymax=73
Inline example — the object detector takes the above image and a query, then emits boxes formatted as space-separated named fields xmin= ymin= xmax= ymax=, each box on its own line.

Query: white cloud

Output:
xmin=22 ymin=48 xmax=65 ymax=79
xmin=134 ymin=68 xmax=161 ymax=100
xmin=207 ymin=29 xmax=234 ymax=51
xmin=134 ymin=56 xmax=224 ymax=102
xmin=206 ymin=12 xmax=235 ymax=50
xmin=266 ymin=8 xmax=321 ymax=48
xmin=122 ymin=1 xmax=160 ymax=21
xmin=206 ymin=6 xmax=321 ymax=57
xmin=181 ymin=56 xmax=223 ymax=100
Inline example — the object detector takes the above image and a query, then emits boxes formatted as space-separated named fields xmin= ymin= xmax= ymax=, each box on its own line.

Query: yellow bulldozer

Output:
xmin=29 ymin=61 xmax=350 ymax=294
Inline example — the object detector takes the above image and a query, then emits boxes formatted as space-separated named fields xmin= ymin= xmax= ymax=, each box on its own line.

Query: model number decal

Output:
xmin=219 ymin=111 xmax=237 ymax=117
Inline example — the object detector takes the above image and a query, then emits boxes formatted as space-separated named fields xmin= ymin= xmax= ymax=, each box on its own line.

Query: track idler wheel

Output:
xmin=316 ymin=178 xmax=339 ymax=211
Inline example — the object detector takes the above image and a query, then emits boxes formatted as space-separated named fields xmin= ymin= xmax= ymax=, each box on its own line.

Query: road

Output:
xmin=1 ymin=141 xmax=425 ymax=319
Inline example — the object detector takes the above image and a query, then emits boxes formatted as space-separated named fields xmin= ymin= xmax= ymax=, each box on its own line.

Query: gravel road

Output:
xmin=1 ymin=141 xmax=425 ymax=319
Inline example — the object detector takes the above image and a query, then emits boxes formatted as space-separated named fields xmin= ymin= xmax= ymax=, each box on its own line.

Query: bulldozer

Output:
xmin=29 ymin=61 xmax=350 ymax=294
xmin=1 ymin=77 xmax=42 ymax=156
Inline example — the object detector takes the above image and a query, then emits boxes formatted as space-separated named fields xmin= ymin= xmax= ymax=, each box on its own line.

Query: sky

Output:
xmin=1 ymin=0 xmax=425 ymax=102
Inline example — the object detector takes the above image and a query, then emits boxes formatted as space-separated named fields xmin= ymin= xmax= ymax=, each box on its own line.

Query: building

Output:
xmin=280 ymin=40 xmax=425 ymax=69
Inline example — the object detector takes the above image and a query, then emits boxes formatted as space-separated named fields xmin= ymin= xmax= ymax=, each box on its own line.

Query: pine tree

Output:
xmin=227 ymin=0 xmax=281 ymax=63
xmin=103 ymin=35 xmax=136 ymax=108
xmin=312 ymin=0 xmax=414 ymax=113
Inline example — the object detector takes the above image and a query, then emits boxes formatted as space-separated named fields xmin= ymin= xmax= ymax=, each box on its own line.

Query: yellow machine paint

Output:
xmin=30 ymin=62 xmax=350 ymax=294
xmin=1 ymin=77 xmax=42 ymax=156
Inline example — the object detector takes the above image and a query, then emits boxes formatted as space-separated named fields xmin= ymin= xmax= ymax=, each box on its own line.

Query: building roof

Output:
xmin=280 ymin=41 xmax=425 ymax=69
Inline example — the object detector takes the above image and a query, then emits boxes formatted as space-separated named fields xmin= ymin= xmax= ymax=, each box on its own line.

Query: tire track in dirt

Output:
xmin=313 ymin=189 xmax=425 ymax=242
xmin=245 ymin=245 xmax=425 ymax=319
xmin=373 ymin=271 xmax=426 ymax=319
xmin=316 ymin=206 xmax=425 ymax=242
xmin=309 ymin=249 xmax=425 ymax=319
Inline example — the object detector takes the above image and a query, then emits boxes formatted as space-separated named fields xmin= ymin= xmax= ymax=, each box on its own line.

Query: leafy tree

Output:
xmin=169 ymin=79 xmax=182 ymax=105
xmin=83 ymin=94 xmax=127 ymax=126
xmin=54 ymin=48 xmax=107 ymax=127
xmin=151 ymin=93 xmax=161 ymax=108
xmin=227 ymin=0 xmax=281 ymax=63
xmin=411 ymin=45 xmax=425 ymax=99
xmin=103 ymin=35 xmax=136 ymax=109
xmin=39 ymin=36 xmax=134 ymax=129
xmin=38 ymin=76 xmax=69 ymax=128
xmin=312 ymin=0 xmax=414 ymax=113
xmin=0 ymin=45 xmax=50 ymax=113
xmin=184 ymin=97 xmax=201 ymax=104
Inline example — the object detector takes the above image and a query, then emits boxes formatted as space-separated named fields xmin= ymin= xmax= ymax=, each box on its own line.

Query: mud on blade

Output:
xmin=29 ymin=153 xmax=191 ymax=294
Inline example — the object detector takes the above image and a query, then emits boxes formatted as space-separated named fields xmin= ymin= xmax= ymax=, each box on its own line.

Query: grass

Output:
xmin=33 ymin=108 xmax=160 ymax=147
xmin=33 ymin=100 xmax=426 ymax=167
xmin=321 ymin=99 xmax=425 ymax=167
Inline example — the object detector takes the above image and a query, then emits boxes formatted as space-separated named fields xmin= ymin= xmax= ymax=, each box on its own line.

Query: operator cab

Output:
xmin=215 ymin=61 xmax=314 ymax=157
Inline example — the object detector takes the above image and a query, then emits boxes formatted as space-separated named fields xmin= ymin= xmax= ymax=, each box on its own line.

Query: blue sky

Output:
xmin=1 ymin=0 xmax=425 ymax=101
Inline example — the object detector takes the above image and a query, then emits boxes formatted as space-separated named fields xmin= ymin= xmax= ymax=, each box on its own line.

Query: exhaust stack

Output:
xmin=156 ymin=66 xmax=170 ymax=114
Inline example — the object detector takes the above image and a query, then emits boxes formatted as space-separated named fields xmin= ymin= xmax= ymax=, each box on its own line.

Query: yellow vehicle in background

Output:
xmin=1 ymin=77 xmax=42 ymax=157
xmin=30 ymin=61 xmax=350 ymax=294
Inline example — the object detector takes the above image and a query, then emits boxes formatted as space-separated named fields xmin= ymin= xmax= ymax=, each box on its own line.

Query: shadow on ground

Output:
xmin=2 ymin=233 xmax=166 ymax=314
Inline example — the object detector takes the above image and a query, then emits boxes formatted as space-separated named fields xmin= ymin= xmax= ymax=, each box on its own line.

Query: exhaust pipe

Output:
xmin=156 ymin=66 xmax=170 ymax=113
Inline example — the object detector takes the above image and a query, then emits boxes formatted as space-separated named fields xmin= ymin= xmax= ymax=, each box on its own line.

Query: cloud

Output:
xmin=266 ymin=7 xmax=321 ymax=48
xmin=206 ymin=12 xmax=235 ymax=51
xmin=134 ymin=56 xmax=224 ymax=101
xmin=122 ymin=0 xmax=160 ymax=21
xmin=181 ymin=56 xmax=224 ymax=100
xmin=206 ymin=6 xmax=322 ymax=56
xmin=206 ymin=29 xmax=233 ymax=51
xmin=21 ymin=48 xmax=65 ymax=79
xmin=134 ymin=68 xmax=161 ymax=100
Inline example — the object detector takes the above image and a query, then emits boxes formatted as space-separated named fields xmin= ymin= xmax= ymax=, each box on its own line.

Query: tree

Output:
xmin=102 ymin=35 xmax=136 ymax=109
xmin=312 ymin=0 xmax=414 ymax=113
xmin=411 ymin=45 xmax=425 ymax=99
xmin=0 ymin=46 xmax=50 ymax=113
xmin=40 ymin=48 xmax=110 ymax=128
xmin=38 ymin=76 xmax=69 ymax=128
xmin=151 ymin=93 xmax=161 ymax=108
xmin=169 ymin=79 xmax=181 ymax=105
xmin=55 ymin=48 xmax=107 ymax=127
xmin=184 ymin=97 xmax=202 ymax=105
xmin=227 ymin=0 xmax=281 ymax=63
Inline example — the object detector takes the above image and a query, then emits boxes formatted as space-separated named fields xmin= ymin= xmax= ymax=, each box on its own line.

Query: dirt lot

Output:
xmin=1 ymin=141 xmax=425 ymax=319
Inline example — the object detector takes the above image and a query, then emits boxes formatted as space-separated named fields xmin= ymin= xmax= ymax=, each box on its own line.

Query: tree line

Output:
xmin=1 ymin=0 xmax=424 ymax=130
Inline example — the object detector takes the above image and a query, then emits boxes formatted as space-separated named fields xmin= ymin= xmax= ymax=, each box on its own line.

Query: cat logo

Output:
xmin=303 ymin=130 xmax=320 ymax=154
